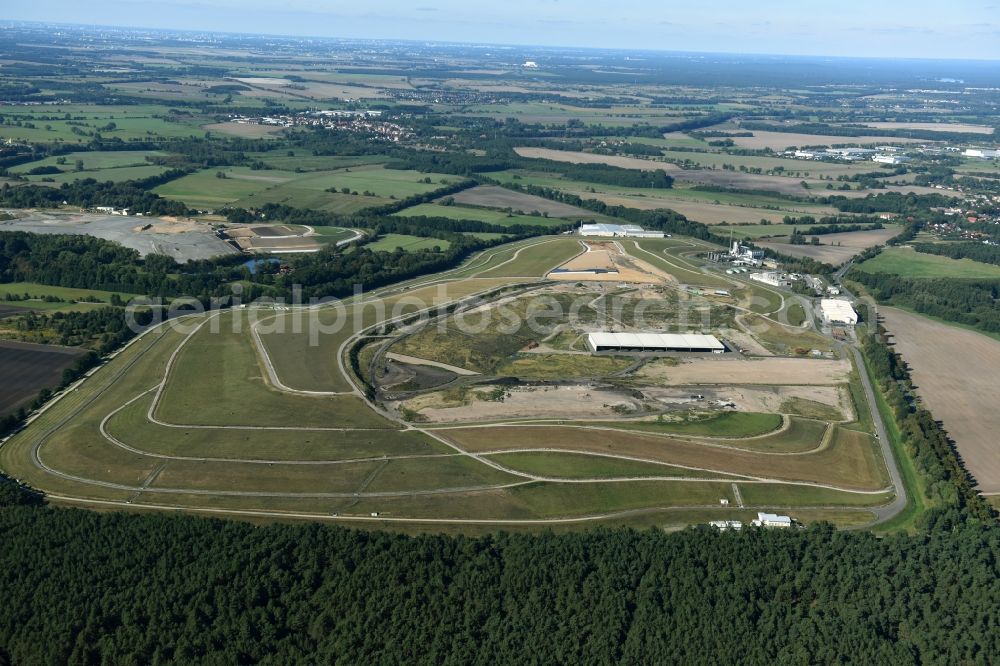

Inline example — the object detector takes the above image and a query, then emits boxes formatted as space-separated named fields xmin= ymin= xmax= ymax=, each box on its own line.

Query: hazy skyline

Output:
xmin=5 ymin=0 xmax=1000 ymax=60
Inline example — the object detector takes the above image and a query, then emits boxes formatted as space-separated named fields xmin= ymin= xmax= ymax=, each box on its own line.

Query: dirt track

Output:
xmin=638 ymin=357 xmax=851 ymax=385
xmin=880 ymin=307 xmax=1000 ymax=493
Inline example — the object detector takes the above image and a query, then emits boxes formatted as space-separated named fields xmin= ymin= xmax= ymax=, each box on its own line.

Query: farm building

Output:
xmin=819 ymin=299 xmax=858 ymax=326
xmin=578 ymin=223 xmax=664 ymax=238
xmin=709 ymin=520 xmax=742 ymax=531
xmin=752 ymin=512 xmax=792 ymax=528
xmin=586 ymin=332 xmax=725 ymax=353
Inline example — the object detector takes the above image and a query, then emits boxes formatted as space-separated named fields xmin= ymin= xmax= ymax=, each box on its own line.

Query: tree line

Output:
xmin=849 ymin=269 xmax=1000 ymax=334
xmin=912 ymin=241 xmax=1000 ymax=267
xmin=0 ymin=170 xmax=191 ymax=217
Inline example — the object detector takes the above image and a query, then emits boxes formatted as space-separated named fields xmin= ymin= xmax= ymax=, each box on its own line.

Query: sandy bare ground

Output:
xmin=445 ymin=185 xmax=595 ymax=218
xmin=645 ymin=385 xmax=849 ymax=419
xmin=730 ymin=131 xmax=923 ymax=151
xmin=0 ymin=210 xmax=235 ymax=261
xmin=548 ymin=241 xmax=674 ymax=284
xmin=404 ymin=382 xmax=846 ymax=424
xmin=404 ymin=384 xmax=639 ymax=422
xmin=861 ymin=122 xmax=995 ymax=134
xmin=880 ymin=307 xmax=1000 ymax=493
xmin=514 ymin=147 xmax=681 ymax=171
xmin=556 ymin=247 xmax=616 ymax=271
xmin=638 ymin=357 xmax=851 ymax=385
xmin=757 ymin=228 xmax=900 ymax=264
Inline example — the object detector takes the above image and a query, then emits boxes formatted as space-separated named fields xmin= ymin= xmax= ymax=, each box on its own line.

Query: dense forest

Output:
xmin=0 ymin=483 xmax=997 ymax=664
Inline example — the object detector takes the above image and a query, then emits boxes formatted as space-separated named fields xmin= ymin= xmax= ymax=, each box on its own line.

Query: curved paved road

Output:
xmin=847 ymin=345 xmax=908 ymax=525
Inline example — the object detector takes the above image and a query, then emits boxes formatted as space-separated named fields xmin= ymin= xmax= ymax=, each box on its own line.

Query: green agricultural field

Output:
xmin=0 ymin=282 xmax=143 ymax=303
xmin=858 ymin=246 xmax=1000 ymax=279
xmin=154 ymin=168 xmax=295 ymax=209
xmin=395 ymin=203 xmax=569 ymax=227
xmin=290 ymin=166 xmax=460 ymax=199
xmin=246 ymin=151 xmax=387 ymax=171
xmin=154 ymin=165 xmax=459 ymax=212
xmin=11 ymin=150 xmax=168 ymax=174
xmin=0 ymin=104 xmax=205 ymax=143
xmin=25 ymin=165 xmax=170 ymax=185
xmin=367 ymin=234 xmax=451 ymax=252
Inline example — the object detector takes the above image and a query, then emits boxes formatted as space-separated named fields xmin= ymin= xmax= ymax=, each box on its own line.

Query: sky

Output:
xmin=5 ymin=0 xmax=1000 ymax=60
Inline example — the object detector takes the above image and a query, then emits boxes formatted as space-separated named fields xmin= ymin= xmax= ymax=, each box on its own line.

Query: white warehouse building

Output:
xmin=819 ymin=299 xmax=858 ymax=326
xmin=579 ymin=223 xmax=664 ymax=239
xmin=964 ymin=148 xmax=999 ymax=160
xmin=587 ymin=332 xmax=725 ymax=353
xmin=752 ymin=512 xmax=792 ymax=528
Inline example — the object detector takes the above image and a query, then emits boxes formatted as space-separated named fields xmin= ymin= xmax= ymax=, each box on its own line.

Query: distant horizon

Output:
xmin=3 ymin=0 xmax=999 ymax=61
xmin=3 ymin=18 xmax=1000 ymax=66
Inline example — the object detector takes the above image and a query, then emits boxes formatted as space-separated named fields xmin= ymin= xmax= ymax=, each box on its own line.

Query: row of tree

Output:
xmin=912 ymin=241 xmax=1000 ymax=267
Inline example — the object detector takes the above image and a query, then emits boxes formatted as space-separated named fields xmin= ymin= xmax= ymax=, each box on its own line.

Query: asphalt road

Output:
xmin=848 ymin=345 xmax=908 ymax=525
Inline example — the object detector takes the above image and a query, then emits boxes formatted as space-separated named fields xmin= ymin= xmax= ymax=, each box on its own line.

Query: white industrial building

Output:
xmin=586 ymin=332 xmax=725 ymax=353
xmin=578 ymin=223 xmax=664 ymax=238
xmin=752 ymin=512 xmax=792 ymax=528
xmin=750 ymin=271 xmax=792 ymax=288
xmin=873 ymin=154 xmax=909 ymax=165
xmin=964 ymin=148 xmax=999 ymax=159
xmin=709 ymin=520 xmax=743 ymax=531
xmin=819 ymin=299 xmax=858 ymax=326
